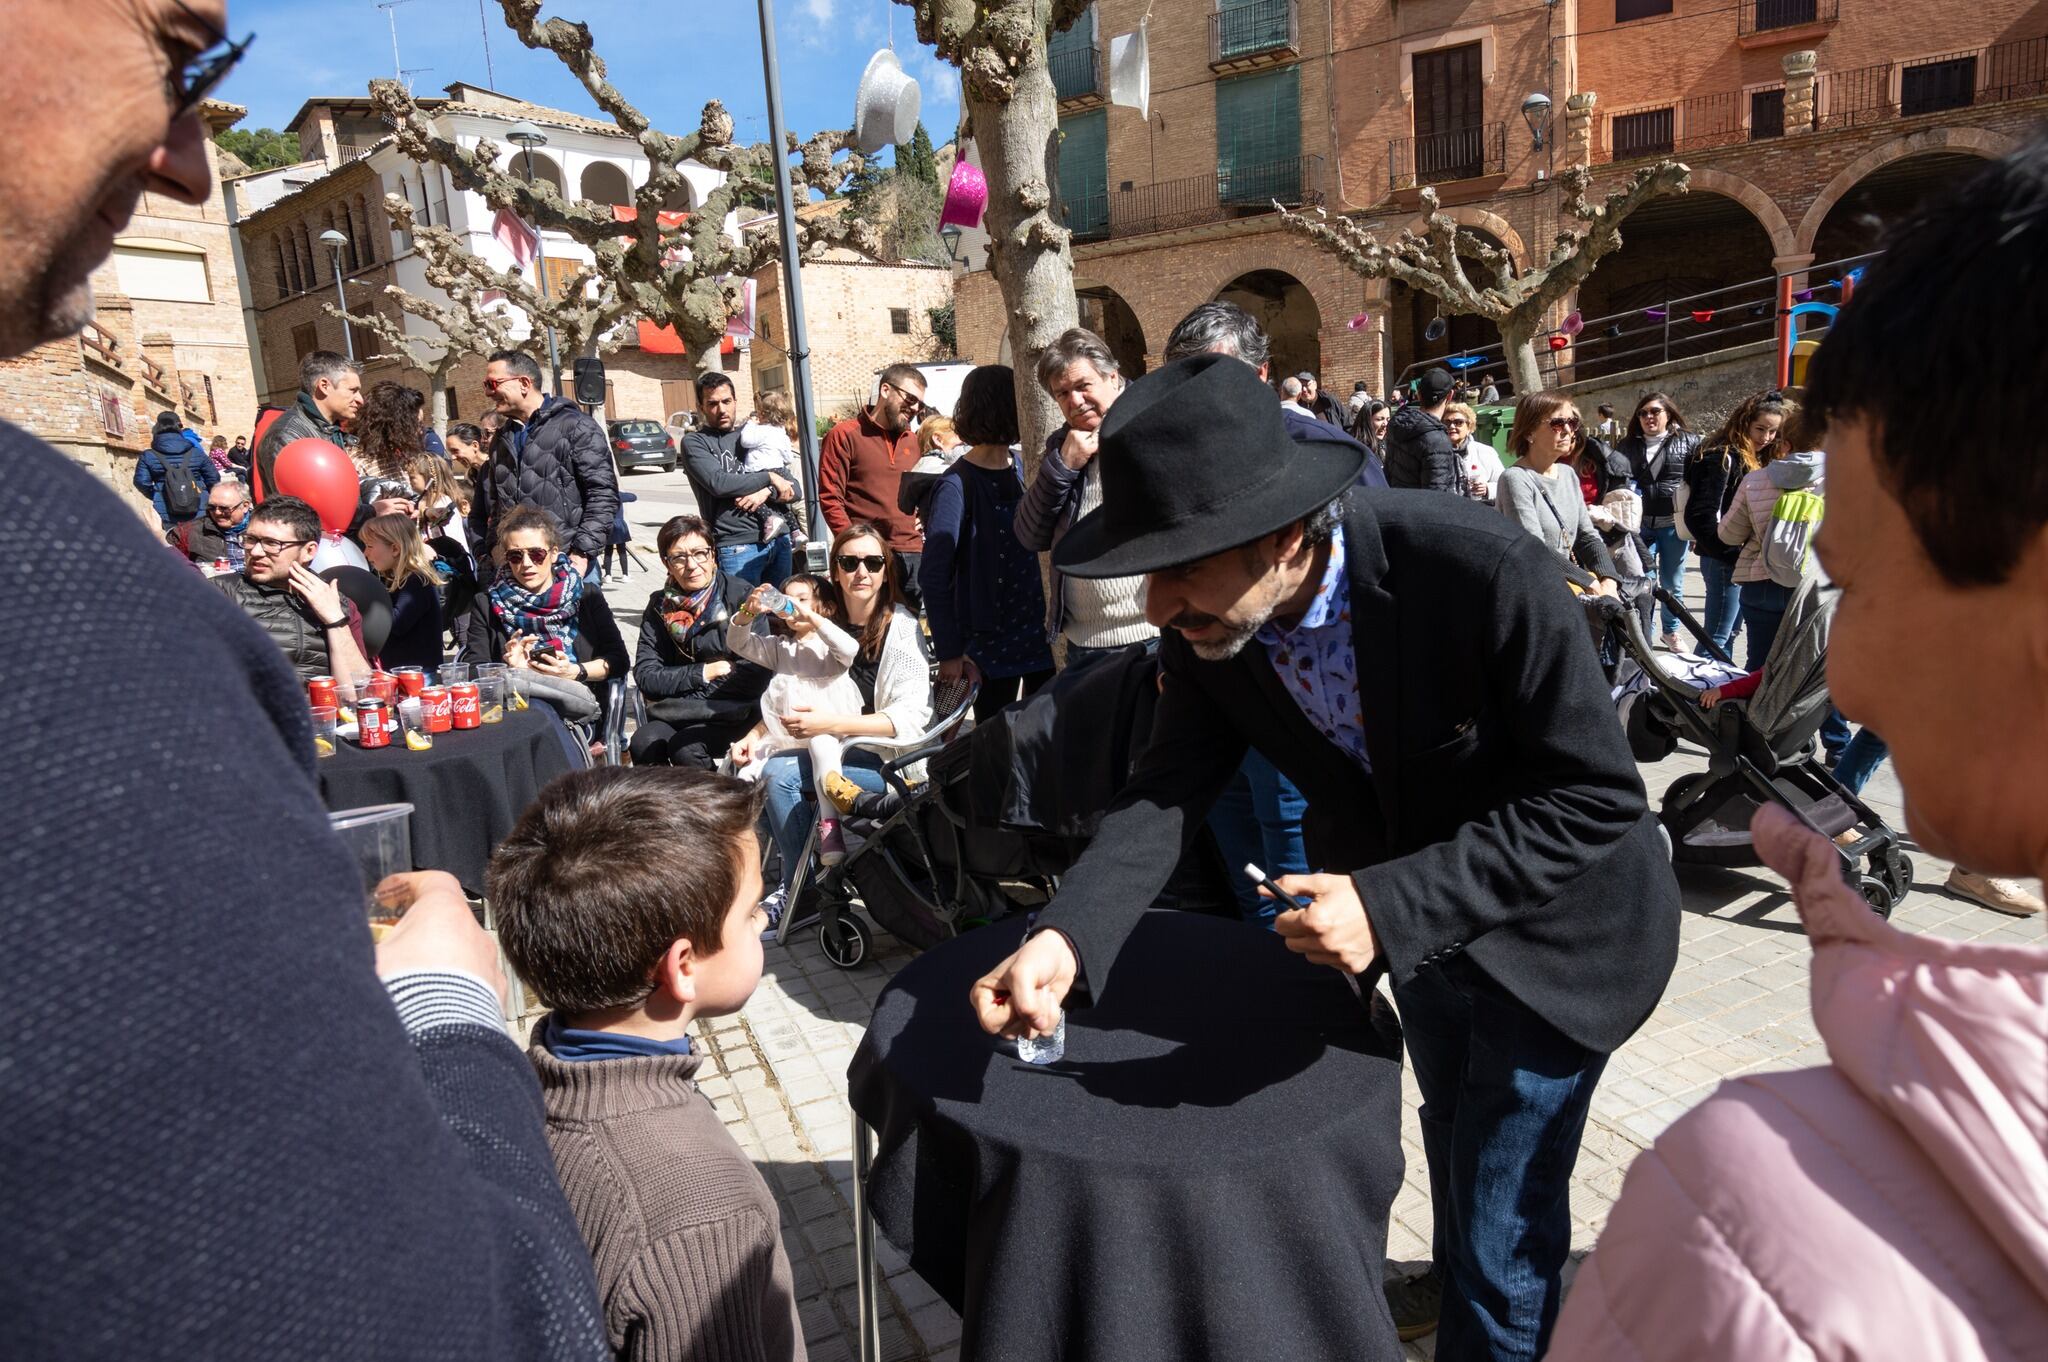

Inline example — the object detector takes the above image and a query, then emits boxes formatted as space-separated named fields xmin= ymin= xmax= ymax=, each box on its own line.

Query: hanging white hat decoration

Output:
xmin=1108 ymin=20 xmax=1150 ymax=120
xmin=854 ymin=48 xmax=921 ymax=154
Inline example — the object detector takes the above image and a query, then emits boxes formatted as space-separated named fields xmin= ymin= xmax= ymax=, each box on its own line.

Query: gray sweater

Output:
xmin=1497 ymin=462 xmax=1618 ymax=591
xmin=530 ymin=1043 xmax=806 ymax=1362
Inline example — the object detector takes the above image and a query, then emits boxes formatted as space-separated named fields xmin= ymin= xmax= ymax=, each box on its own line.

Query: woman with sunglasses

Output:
xmin=628 ymin=514 xmax=770 ymax=768
xmin=1616 ymin=391 xmax=1701 ymax=649
xmin=460 ymin=506 xmax=628 ymax=707
xmin=1498 ymin=394 xmax=1622 ymax=598
xmin=757 ymin=524 xmax=932 ymax=931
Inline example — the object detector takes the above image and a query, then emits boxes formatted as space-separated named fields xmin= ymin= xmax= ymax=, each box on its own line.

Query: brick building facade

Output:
xmin=955 ymin=0 xmax=2048 ymax=400
xmin=751 ymin=245 xmax=954 ymax=426
xmin=0 ymin=101 xmax=261 ymax=520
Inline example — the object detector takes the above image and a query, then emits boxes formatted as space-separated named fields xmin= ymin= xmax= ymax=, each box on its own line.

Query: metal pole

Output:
xmin=757 ymin=0 xmax=827 ymax=540
xmin=850 ymin=1111 xmax=881 ymax=1362
xmin=520 ymin=146 xmax=565 ymax=395
xmin=330 ymin=250 xmax=353 ymax=360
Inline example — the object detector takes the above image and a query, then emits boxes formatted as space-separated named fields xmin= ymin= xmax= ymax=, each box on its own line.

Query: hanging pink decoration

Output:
xmin=1347 ymin=313 xmax=1370 ymax=331
xmin=940 ymin=158 xmax=988 ymax=230
xmin=1561 ymin=310 xmax=1584 ymax=337
xmin=1691 ymin=309 xmax=1715 ymax=324
xmin=1644 ymin=307 xmax=1667 ymax=320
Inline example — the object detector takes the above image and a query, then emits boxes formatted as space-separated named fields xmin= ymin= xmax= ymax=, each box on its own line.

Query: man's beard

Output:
xmin=1168 ymin=606 xmax=1275 ymax=662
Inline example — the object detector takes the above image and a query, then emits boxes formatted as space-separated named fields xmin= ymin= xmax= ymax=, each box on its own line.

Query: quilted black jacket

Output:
xmin=472 ymin=398 xmax=619 ymax=560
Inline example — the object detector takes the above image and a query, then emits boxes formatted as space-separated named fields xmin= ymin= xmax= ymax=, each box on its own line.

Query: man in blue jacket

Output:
xmin=135 ymin=409 xmax=220 ymax=529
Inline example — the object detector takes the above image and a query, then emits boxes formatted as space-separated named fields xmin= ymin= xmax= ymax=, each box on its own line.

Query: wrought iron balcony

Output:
xmin=1817 ymin=35 xmax=2048 ymax=130
xmin=1388 ymin=122 xmax=1507 ymax=190
xmin=1051 ymin=42 xmax=1100 ymax=102
xmin=1210 ymin=0 xmax=1297 ymax=69
xmin=1063 ymin=155 xmax=1325 ymax=242
xmin=1739 ymin=0 xmax=1838 ymax=36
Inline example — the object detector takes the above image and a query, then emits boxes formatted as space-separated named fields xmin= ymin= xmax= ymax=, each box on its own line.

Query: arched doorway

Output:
xmin=1807 ymin=152 xmax=1989 ymax=266
xmin=1214 ymin=269 xmax=1321 ymax=381
xmin=1571 ymin=190 xmax=1779 ymax=380
xmin=1074 ymin=283 xmax=1148 ymax=378
xmin=1385 ymin=228 xmax=1512 ymax=388
xmin=579 ymin=160 xmax=634 ymax=208
xmin=511 ymin=151 xmax=566 ymax=199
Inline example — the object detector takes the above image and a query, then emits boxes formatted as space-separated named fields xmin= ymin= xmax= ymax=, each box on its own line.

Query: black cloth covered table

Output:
xmin=848 ymin=911 xmax=1407 ymax=1362
xmin=318 ymin=705 xmax=577 ymax=894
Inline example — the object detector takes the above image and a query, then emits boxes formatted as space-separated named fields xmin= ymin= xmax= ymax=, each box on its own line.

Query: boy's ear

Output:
xmin=652 ymin=936 xmax=697 ymax=1006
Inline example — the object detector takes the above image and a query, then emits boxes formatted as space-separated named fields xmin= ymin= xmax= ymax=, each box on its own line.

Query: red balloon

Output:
xmin=272 ymin=439 xmax=358 ymax=534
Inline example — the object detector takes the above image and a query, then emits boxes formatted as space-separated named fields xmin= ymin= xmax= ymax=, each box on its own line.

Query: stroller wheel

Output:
xmin=1855 ymin=874 xmax=1897 ymax=919
xmin=1878 ymin=850 xmax=1914 ymax=903
xmin=1662 ymin=772 xmax=1715 ymax=810
xmin=819 ymin=914 xmax=869 ymax=969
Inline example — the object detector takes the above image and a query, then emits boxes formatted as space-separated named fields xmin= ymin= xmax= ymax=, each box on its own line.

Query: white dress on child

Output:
xmin=724 ymin=611 xmax=863 ymax=806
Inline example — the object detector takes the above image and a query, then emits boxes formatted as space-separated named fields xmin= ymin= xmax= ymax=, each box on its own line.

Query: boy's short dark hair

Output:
xmin=1805 ymin=132 xmax=2048 ymax=587
xmin=695 ymin=371 xmax=735 ymax=402
xmin=491 ymin=768 xmax=765 ymax=1015
xmin=249 ymin=495 xmax=321 ymax=543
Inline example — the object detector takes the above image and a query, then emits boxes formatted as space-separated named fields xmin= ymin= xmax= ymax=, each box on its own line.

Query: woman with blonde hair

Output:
xmin=1496 ymin=391 xmax=1621 ymax=597
xmin=359 ymin=512 xmax=446 ymax=672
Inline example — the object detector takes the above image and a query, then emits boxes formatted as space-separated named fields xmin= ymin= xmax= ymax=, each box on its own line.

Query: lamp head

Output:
xmin=506 ymin=121 xmax=547 ymax=150
xmin=318 ymin=228 xmax=349 ymax=250
xmin=1521 ymin=92 xmax=1553 ymax=150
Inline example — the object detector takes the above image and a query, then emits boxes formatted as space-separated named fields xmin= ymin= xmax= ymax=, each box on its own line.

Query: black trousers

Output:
xmin=628 ymin=715 xmax=753 ymax=769
xmin=972 ymin=667 xmax=1055 ymax=723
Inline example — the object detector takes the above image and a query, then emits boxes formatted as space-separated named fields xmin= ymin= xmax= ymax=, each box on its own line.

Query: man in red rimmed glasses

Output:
xmin=819 ymin=362 xmax=928 ymax=602
xmin=0 ymin=4 xmax=609 ymax=1357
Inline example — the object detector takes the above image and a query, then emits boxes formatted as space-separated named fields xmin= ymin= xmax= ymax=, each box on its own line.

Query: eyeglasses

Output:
xmin=663 ymin=548 xmax=715 ymax=566
xmin=881 ymin=383 xmax=927 ymax=417
xmin=1444 ymin=418 xmax=1470 ymax=429
xmin=482 ymin=376 xmax=529 ymax=395
xmin=504 ymin=547 xmax=556 ymax=567
xmin=836 ymin=554 xmax=888 ymax=574
xmin=210 ymin=501 xmax=252 ymax=517
xmin=1547 ymin=415 xmax=1583 ymax=433
xmin=165 ymin=1 xmax=255 ymax=121
xmin=244 ymin=533 xmax=308 ymax=556
xmin=1639 ymin=406 xmax=1668 ymax=417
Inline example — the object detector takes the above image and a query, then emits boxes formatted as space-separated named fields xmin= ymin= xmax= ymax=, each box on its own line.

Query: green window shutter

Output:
xmin=1058 ymin=109 xmax=1109 ymax=236
xmin=1049 ymin=7 xmax=1099 ymax=101
xmin=1048 ymin=7 xmax=1094 ymax=56
xmin=1216 ymin=66 xmax=1301 ymax=203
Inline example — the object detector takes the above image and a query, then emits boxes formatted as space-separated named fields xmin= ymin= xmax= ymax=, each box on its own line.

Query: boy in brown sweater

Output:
xmin=492 ymin=768 xmax=806 ymax=1362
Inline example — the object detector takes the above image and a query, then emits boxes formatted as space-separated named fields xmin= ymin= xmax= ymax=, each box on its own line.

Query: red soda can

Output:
xmin=420 ymin=686 xmax=452 ymax=733
xmin=356 ymin=696 xmax=391 ymax=749
xmin=308 ymin=676 xmax=339 ymax=709
xmin=394 ymin=666 xmax=428 ymax=698
xmin=450 ymin=682 xmax=481 ymax=730
xmin=365 ymin=672 xmax=399 ymax=704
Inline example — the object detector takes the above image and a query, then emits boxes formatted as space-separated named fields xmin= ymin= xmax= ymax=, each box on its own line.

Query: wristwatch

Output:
xmin=318 ymin=614 xmax=347 ymax=630
xmin=574 ymin=662 xmax=589 ymax=683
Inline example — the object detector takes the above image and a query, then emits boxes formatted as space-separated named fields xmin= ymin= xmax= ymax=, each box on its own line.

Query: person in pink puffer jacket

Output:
xmin=1549 ymin=134 xmax=2048 ymax=1362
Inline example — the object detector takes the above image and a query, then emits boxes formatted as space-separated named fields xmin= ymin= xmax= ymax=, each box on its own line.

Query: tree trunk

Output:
xmin=968 ymin=58 xmax=1078 ymax=481
xmin=428 ymin=370 xmax=452 ymax=428
xmin=1500 ymin=316 xmax=1544 ymax=400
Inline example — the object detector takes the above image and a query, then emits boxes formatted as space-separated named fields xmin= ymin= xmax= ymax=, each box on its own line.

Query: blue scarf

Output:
xmin=537 ymin=1014 xmax=692 ymax=1062
xmin=487 ymin=553 xmax=584 ymax=651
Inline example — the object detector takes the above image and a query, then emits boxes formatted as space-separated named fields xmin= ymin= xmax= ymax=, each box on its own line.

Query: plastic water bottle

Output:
xmin=1015 ymin=1012 xmax=1066 ymax=1065
xmin=753 ymin=585 xmax=798 ymax=617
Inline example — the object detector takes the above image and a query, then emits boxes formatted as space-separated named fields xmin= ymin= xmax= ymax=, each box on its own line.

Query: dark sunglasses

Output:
xmin=482 ymin=376 xmax=529 ymax=394
xmin=1548 ymin=415 xmax=1583 ymax=432
xmin=881 ymin=383 xmax=926 ymax=417
xmin=166 ymin=1 xmax=255 ymax=121
xmin=836 ymin=554 xmax=888 ymax=574
xmin=505 ymin=547 xmax=555 ymax=567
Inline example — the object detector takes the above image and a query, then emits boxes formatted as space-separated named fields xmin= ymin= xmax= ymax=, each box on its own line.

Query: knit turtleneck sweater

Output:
xmin=1062 ymin=461 xmax=1157 ymax=650
xmin=529 ymin=1037 xmax=807 ymax=1362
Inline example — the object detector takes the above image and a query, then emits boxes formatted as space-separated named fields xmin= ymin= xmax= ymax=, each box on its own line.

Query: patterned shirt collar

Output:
xmin=1258 ymin=524 xmax=1348 ymax=646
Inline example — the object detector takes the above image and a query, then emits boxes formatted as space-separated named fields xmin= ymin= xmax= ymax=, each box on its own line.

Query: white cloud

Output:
xmin=804 ymin=0 xmax=836 ymax=22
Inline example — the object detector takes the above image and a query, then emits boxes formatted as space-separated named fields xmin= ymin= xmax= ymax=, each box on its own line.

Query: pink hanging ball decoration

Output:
xmin=1347 ymin=313 xmax=1370 ymax=331
xmin=940 ymin=159 xmax=988 ymax=230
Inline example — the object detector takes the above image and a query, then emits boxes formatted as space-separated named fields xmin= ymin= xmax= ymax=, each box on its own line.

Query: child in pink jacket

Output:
xmin=1549 ymin=132 xmax=2048 ymax=1362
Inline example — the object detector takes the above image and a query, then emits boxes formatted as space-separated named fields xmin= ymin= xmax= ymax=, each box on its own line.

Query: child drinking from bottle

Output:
xmin=724 ymin=575 xmax=862 ymax=864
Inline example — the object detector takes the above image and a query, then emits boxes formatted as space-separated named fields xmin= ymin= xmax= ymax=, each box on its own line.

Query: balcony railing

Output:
xmin=78 ymin=320 xmax=123 ymax=371
xmin=1051 ymin=42 xmax=1100 ymax=102
xmin=337 ymin=140 xmax=379 ymax=164
xmin=1064 ymin=155 xmax=1324 ymax=242
xmin=1597 ymin=90 xmax=1798 ymax=163
xmin=1818 ymin=36 xmax=2048 ymax=129
xmin=1210 ymin=0 xmax=1297 ymax=66
xmin=1739 ymin=0 xmax=1837 ymax=35
xmin=1389 ymin=122 xmax=1508 ymax=189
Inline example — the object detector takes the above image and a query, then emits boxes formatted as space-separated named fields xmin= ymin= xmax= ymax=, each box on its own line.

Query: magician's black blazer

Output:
xmin=1038 ymin=492 xmax=1681 ymax=1054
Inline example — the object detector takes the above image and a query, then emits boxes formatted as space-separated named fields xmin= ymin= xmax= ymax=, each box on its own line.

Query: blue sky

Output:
xmin=213 ymin=0 xmax=958 ymax=168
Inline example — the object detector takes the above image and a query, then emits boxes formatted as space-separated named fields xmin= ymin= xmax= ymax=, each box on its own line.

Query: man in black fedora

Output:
xmin=972 ymin=354 xmax=1679 ymax=1362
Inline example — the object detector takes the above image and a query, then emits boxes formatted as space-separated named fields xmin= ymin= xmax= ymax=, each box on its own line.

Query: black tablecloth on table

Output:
xmin=318 ymin=706 xmax=577 ymax=894
xmin=848 ymin=911 xmax=1407 ymax=1362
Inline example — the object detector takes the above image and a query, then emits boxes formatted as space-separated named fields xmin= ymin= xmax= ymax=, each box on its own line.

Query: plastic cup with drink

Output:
xmin=310 ymin=704 xmax=338 ymax=758
xmin=328 ymin=803 xmax=415 ymax=942
xmin=476 ymin=674 xmax=505 ymax=724
xmin=398 ymin=696 xmax=433 ymax=750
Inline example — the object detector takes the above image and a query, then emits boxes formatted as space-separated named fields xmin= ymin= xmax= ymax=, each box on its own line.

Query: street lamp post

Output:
xmin=506 ymin=121 xmax=565 ymax=395
xmin=319 ymin=228 xmax=353 ymax=360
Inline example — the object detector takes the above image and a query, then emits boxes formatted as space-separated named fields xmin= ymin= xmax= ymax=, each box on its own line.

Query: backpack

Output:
xmin=161 ymin=450 xmax=201 ymax=520
xmin=1760 ymin=482 xmax=1825 ymax=587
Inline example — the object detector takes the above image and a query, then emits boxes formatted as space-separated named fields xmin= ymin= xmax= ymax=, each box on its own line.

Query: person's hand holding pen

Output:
xmin=1248 ymin=864 xmax=1377 ymax=993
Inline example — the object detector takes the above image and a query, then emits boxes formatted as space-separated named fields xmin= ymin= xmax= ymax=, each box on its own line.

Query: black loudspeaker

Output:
xmin=572 ymin=357 xmax=607 ymax=406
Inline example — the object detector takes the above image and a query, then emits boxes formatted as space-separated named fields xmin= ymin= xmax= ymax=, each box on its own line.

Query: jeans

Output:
xmin=761 ymin=748 xmax=886 ymax=895
xmin=1206 ymin=749 xmax=1310 ymax=923
xmin=1397 ymin=957 xmax=1607 ymax=1362
xmin=1640 ymin=523 xmax=1688 ymax=635
xmin=718 ymin=538 xmax=792 ymax=590
xmin=1832 ymin=728 xmax=1890 ymax=794
xmin=1696 ymin=553 xmax=1743 ymax=657
xmin=1738 ymin=579 xmax=1793 ymax=671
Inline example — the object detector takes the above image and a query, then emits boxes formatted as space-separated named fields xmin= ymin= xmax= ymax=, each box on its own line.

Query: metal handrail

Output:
xmin=1067 ymin=154 xmax=1324 ymax=241
xmin=1388 ymin=122 xmax=1507 ymax=190
xmin=1210 ymin=0 xmax=1297 ymax=64
xmin=1818 ymin=34 xmax=2048 ymax=129
xmin=1051 ymin=42 xmax=1100 ymax=101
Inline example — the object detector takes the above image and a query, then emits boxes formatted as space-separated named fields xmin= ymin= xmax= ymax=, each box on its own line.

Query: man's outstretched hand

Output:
xmin=971 ymin=929 xmax=1078 ymax=1039
xmin=1270 ymin=873 xmax=1379 ymax=974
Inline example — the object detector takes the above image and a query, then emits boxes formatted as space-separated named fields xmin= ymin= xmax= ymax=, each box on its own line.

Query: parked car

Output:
xmin=607 ymin=418 xmax=677 ymax=473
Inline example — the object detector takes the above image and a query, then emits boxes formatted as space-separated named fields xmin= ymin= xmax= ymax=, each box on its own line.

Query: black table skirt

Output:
xmin=848 ymin=911 xmax=1407 ymax=1362
xmin=318 ymin=705 xmax=578 ymax=894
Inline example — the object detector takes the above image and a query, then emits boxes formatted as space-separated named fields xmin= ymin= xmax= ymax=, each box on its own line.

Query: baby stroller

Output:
xmin=1614 ymin=579 xmax=1913 ymax=916
xmin=808 ymin=646 xmax=1238 ymax=967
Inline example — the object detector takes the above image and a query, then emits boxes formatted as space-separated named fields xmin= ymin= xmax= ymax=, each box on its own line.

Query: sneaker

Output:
xmin=757 ymin=889 xmax=788 ymax=941
xmin=821 ymin=771 xmax=866 ymax=815
xmin=1383 ymin=1264 xmax=1442 ymax=1342
xmin=1657 ymin=631 xmax=1682 ymax=652
xmin=818 ymin=818 xmax=847 ymax=866
xmin=1944 ymin=866 xmax=2046 ymax=917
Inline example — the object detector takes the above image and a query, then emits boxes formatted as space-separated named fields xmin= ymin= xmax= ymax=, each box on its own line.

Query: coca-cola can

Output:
xmin=356 ymin=696 xmax=391 ymax=749
xmin=308 ymin=676 xmax=339 ymax=710
xmin=450 ymin=682 xmax=481 ymax=730
xmin=420 ymin=686 xmax=452 ymax=734
xmin=394 ymin=666 xmax=428 ymax=698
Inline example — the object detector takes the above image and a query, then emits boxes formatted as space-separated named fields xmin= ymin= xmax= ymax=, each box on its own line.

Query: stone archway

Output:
xmin=1684 ymin=166 xmax=1798 ymax=260
xmin=1395 ymin=204 xmax=1531 ymax=274
xmin=1796 ymin=127 xmax=2015 ymax=255
xmin=578 ymin=160 xmax=634 ymax=208
xmin=1214 ymin=269 xmax=1322 ymax=380
xmin=1073 ymin=281 xmax=1149 ymax=379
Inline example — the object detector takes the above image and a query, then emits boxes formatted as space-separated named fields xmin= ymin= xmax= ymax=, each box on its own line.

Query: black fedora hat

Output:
xmin=1053 ymin=354 xmax=1364 ymax=580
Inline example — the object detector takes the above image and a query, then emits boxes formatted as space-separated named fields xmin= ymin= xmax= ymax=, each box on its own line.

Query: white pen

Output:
xmin=1245 ymin=863 xmax=1367 ymax=1004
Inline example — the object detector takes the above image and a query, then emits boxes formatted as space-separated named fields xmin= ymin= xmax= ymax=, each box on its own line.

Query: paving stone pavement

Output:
xmin=588 ymin=468 xmax=2042 ymax=1359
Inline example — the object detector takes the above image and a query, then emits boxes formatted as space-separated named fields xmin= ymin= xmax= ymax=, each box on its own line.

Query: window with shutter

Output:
xmin=1615 ymin=0 xmax=1673 ymax=20
xmin=1749 ymin=88 xmax=1786 ymax=140
xmin=1612 ymin=108 xmax=1675 ymax=159
xmin=1058 ymin=108 xmax=1109 ymax=236
xmin=1216 ymin=65 xmax=1301 ymax=204
xmin=1049 ymin=8 xmax=1099 ymax=101
xmin=543 ymin=257 xmax=582 ymax=302
xmin=1411 ymin=44 xmax=1486 ymax=183
xmin=1900 ymin=56 xmax=1976 ymax=116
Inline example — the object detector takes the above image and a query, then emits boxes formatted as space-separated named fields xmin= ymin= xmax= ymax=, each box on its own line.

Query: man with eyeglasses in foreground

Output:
xmin=212 ymin=495 xmax=372 ymax=683
xmin=0 ymin=3 xmax=609 ymax=1358
xmin=819 ymin=363 xmax=928 ymax=602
